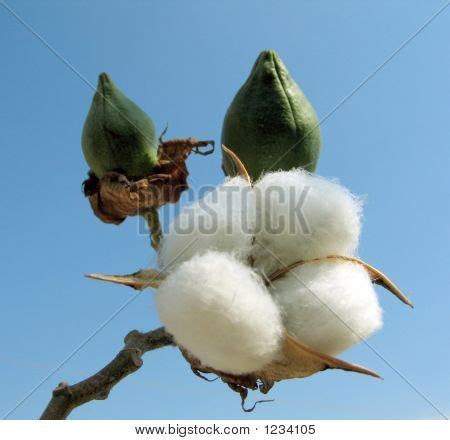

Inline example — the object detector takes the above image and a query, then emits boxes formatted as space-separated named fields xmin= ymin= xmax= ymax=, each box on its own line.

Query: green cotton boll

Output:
xmin=221 ymin=50 xmax=322 ymax=180
xmin=82 ymin=73 xmax=158 ymax=179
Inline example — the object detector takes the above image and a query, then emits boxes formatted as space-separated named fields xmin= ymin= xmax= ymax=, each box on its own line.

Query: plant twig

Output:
xmin=144 ymin=207 xmax=163 ymax=250
xmin=40 ymin=327 xmax=174 ymax=420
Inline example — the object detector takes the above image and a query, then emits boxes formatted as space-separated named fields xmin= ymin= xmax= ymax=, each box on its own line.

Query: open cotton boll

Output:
xmin=156 ymin=251 xmax=283 ymax=374
xmin=252 ymin=169 xmax=363 ymax=276
xmin=158 ymin=177 xmax=254 ymax=271
xmin=270 ymin=261 xmax=382 ymax=356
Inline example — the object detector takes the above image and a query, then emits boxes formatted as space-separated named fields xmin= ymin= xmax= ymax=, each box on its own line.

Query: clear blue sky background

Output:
xmin=0 ymin=0 xmax=449 ymax=420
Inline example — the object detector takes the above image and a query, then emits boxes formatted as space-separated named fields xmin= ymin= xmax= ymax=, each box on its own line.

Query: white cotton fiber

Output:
xmin=158 ymin=177 xmax=255 ymax=271
xmin=156 ymin=251 xmax=283 ymax=374
xmin=270 ymin=260 xmax=382 ymax=356
xmin=252 ymin=169 xmax=363 ymax=276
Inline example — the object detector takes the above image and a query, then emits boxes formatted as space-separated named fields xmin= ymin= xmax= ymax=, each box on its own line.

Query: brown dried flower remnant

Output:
xmin=83 ymin=138 xmax=214 ymax=224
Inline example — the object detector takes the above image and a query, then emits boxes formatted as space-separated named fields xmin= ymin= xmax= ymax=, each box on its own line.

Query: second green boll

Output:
xmin=221 ymin=50 xmax=321 ymax=180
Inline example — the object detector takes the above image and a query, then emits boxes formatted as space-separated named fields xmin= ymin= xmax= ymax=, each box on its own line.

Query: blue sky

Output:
xmin=0 ymin=0 xmax=449 ymax=420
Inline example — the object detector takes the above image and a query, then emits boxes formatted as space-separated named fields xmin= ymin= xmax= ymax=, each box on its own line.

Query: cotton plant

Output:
xmin=74 ymin=50 xmax=413 ymax=417
xmin=86 ymin=155 xmax=411 ymax=407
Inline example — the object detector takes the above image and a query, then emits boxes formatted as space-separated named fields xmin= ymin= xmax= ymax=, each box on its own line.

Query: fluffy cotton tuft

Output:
xmin=156 ymin=251 xmax=283 ymax=374
xmin=270 ymin=260 xmax=382 ymax=356
xmin=252 ymin=169 xmax=363 ymax=276
xmin=158 ymin=177 xmax=255 ymax=271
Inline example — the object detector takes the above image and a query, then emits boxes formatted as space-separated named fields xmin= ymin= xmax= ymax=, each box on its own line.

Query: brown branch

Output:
xmin=144 ymin=207 xmax=163 ymax=251
xmin=40 ymin=327 xmax=174 ymax=420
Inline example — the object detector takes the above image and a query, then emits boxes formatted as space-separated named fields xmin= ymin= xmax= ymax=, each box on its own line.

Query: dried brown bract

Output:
xmin=180 ymin=333 xmax=380 ymax=410
xmin=83 ymin=138 xmax=214 ymax=224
